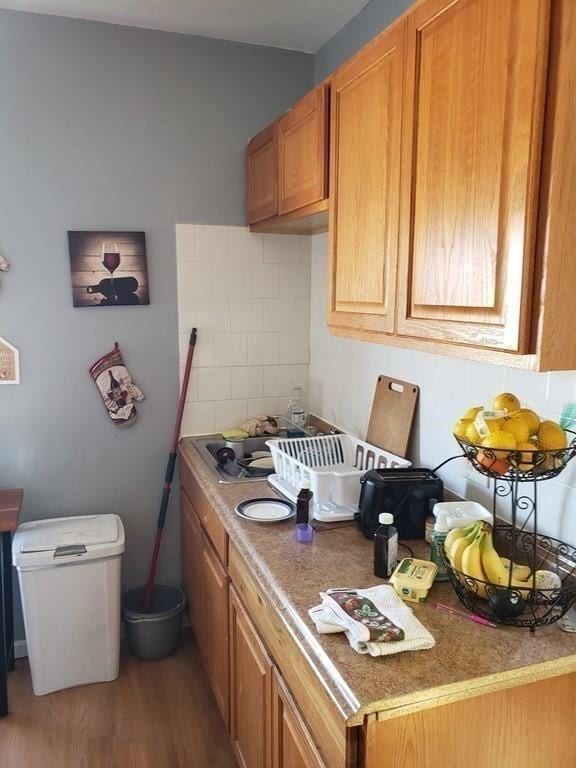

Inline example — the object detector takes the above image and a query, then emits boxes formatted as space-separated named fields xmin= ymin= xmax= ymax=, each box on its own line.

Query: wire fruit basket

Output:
xmin=266 ymin=433 xmax=409 ymax=521
xmin=446 ymin=525 xmax=576 ymax=628
xmin=454 ymin=429 xmax=576 ymax=481
xmin=445 ymin=430 xmax=576 ymax=629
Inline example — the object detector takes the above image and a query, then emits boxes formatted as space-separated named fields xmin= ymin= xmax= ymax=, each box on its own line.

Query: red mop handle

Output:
xmin=143 ymin=328 xmax=197 ymax=613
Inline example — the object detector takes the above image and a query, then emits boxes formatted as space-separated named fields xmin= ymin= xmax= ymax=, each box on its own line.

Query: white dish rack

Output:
xmin=266 ymin=434 xmax=411 ymax=522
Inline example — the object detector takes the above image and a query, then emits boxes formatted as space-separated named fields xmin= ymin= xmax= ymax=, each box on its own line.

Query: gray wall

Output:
xmin=314 ymin=0 xmax=413 ymax=82
xmin=0 ymin=10 xmax=312 ymax=640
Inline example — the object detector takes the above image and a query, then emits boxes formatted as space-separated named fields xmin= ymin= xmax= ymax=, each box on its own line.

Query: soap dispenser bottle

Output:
xmin=430 ymin=507 xmax=450 ymax=581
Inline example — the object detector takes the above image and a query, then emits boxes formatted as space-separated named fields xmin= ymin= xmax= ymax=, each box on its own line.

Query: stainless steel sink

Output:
xmin=192 ymin=434 xmax=278 ymax=484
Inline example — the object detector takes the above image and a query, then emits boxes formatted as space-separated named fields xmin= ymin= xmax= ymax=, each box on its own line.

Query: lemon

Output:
xmin=453 ymin=418 xmax=473 ymax=440
xmin=504 ymin=414 xmax=530 ymax=444
xmin=481 ymin=430 xmax=517 ymax=458
xmin=465 ymin=421 xmax=482 ymax=444
xmin=493 ymin=392 xmax=521 ymax=413
xmin=538 ymin=420 xmax=567 ymax=450
xmin=475 ymin=410 xmax=507 ymax=437
xmin=462 ymin=406 xmax=483 ymax=421
xmin=510 ymin=408 xmax=540 ymax=436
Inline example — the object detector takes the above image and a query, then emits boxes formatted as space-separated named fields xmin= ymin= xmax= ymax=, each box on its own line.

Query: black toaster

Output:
xmin=356 ymin=467 xmax=444 ymax=540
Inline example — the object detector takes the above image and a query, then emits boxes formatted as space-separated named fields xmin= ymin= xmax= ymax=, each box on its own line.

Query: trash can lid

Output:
xmin=13 ymin=515 xmax=123 ymax=561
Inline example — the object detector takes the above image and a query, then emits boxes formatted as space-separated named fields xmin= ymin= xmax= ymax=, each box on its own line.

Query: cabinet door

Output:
xmin=229 ymin=586 xmax=273 ymax=768
xmin=272 ymin=671 xmax=325 ymax=768
xmin=180 ymin=489 xmax=202 ymax=634
xmin=328 ymin=21 xmax=404 ymax=334
xmin=278 ymin=85 xmax=329 ymax=216
xmin=202 ymin=533 xmax=230 ymax=727
xmin=397 ymin=0 xmax=550 ymax=351
xmin=247 ymin=123 xmax=278 ymax=224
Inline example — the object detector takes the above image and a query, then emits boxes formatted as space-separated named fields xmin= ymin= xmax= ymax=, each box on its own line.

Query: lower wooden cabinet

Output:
xmin=229 ymin=586 xmax=273 ymax=768
xmin=272 ymin=670 xmax=325 ymax=768
xmin=180 ymin=488 xmax=202 ymax=632
xmin=201 ymin=534 xmax=230 ymax=728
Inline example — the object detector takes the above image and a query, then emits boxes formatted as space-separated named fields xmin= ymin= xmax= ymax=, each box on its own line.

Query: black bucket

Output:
xmin=123 ymin=584 xmax=186 ymax=661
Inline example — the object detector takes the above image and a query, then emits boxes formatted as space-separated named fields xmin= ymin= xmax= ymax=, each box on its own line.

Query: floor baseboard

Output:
xmin=14 ymin=639 xmax=27 ymax=659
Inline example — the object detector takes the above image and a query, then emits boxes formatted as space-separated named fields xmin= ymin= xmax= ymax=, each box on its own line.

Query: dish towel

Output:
xmin=308 ymin=585 xmax=435 ymax=657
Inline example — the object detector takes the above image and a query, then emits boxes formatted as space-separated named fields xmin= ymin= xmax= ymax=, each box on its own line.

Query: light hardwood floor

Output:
xmin=1 ymin=630 xmax=237 ymax=768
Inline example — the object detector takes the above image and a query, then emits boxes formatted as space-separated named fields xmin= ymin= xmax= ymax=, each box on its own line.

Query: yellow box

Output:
xmin=390 ymin=558 xmax=438 ymax=603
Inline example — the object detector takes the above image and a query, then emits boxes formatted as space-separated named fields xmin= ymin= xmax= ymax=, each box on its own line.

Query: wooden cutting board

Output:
xmin=366 ymin=376 xmax=419 ymax=458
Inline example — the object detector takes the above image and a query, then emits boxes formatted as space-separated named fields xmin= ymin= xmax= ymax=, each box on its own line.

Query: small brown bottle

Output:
xmin=374 ymin=512 xmax=398 ymax=578
xmin=296 ymin=479 xmax=314 ymax=543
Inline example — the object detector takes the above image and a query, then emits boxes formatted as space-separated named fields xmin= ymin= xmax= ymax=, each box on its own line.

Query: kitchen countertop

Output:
xmin=179 ymin=438 xmax=576 ymax=727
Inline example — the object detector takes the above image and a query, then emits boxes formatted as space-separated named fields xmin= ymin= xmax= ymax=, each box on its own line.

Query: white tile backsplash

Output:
xmin=213 ymin=263 xmax=248 ymax=298
xmin=194 ymin=224 xmax=230 ymax=262
xmin=177 ymin=225 xmax=309 ymax=435
xmin=247 ymin=333 xmax=280 ymax=365
xmin=214 ymin=333 xmax=247 ymax=367
xmin=230 ymin=298 xmax=263 ymax=332
xmin=279 ymin=264 xmax=310 ymax=298
xmin=247 ymin=263 xmax=280 ymax=298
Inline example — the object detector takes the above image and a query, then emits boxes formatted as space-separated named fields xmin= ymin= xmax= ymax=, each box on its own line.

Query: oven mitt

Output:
xmin=309 ymin=585 xmax=435 ymax=657
xmin=89 ymin=342 xmax=144 ymax=427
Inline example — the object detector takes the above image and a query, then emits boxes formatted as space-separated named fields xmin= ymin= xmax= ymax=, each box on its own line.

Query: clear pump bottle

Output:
xmin=287 ymin=384 xmax=307 ymax=428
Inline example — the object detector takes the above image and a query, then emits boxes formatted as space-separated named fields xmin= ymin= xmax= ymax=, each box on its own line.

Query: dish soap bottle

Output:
xmin=287 ymin=384 xmax=307 ymax=428
xmin=296 ymin=479 xmax=314 ymax=543
xmin=430 ymin=507 xmax=450 ymax=581
xmin=373 ymin=513 xmax=398 ymax=578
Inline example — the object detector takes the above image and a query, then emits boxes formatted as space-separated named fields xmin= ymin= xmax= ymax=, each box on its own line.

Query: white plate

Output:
xmin=235 ymin=498 xmax=295 ymax=523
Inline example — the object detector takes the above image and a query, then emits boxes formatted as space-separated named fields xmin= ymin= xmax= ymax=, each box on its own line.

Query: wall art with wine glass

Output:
xmin=68 ymin=231 xmax=149 ymax=307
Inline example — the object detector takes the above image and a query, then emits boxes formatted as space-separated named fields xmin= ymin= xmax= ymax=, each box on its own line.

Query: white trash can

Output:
xmin=12 ymin=514 xmax=125 ymax=696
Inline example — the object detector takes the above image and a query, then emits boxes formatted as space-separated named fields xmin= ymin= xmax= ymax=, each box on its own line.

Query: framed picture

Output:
xmin=68 ymin=231 xmax=149 ymax=307
xmin=0 ymin=336 xmax=20 ymax=384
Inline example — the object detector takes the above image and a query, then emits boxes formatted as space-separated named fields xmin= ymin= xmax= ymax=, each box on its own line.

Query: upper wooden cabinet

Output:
xmin=328 ymin=22 xmax=404 ymax=334
xmin=396 ymin=0 xmax=550 ymax=352
xmin=278 ymin=85 xmax=329 ymax=216
xmin=326 ymin=0 xmax=576 ymax=370
xmin=246 ymin=84 xmax=330 ymax=233
xmin=246 ymin=123 xmax=278 ymax=224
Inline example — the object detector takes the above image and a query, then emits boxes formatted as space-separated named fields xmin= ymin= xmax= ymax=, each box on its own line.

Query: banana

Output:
xmin=461 ymin=530 xmax=488 ymax=598
xmin=500 ymin=557 xmax=531 ymax=582
xmin=482 ymin=533 xmax=531 ymax=598
xmin=444 ymin=522 xmax=479 ymax=553
xmin=447 ymin=523 xmax=481 ymax=570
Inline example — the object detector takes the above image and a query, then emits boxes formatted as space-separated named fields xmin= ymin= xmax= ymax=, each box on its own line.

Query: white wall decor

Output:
xmin=176 ymin=224 xmax=310 ymax=435
xmin=0 ymin=335 xmax=20 ymax=384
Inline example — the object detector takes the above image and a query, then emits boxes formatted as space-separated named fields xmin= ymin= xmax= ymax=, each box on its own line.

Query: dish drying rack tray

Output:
xmin=266 ymin=434 xmax=410 ymax=521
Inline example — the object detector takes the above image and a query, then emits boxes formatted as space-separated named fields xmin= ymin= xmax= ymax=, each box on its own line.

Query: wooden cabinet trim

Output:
xmin=328 ymin=18 xmax=405 ymax=335
xmin=180 ymin=487 xmax=202 ymax=633
xmin=181 ymin=455 xmax=228 ymax=565
xmin=228 ymin=541 xmax=348 ymax=768
xmin=396 ymin=0 xmax=551 ymax=352
xmin=272 ymin=669 xmax=326 ymax=768
xmin=229 ymin=585 xmax=273 ymax=768
xmin=246 ymin=121 xmax=279 ymax=224
xmin=363 ymin=671 xmax=576 ymax=768
xmin=201 ymin=532 xmax=230 ymax=728
xmin=278 ymin=84 xmax=329 ymax=216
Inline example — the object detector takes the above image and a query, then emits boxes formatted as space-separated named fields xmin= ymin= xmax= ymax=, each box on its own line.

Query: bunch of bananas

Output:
xmin=444 ymin=523 xmax=532 ymax=597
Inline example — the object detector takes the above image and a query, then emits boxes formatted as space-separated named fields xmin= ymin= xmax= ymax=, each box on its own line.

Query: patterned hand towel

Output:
xmin=309 ymin=585 xmax=435 ymax=657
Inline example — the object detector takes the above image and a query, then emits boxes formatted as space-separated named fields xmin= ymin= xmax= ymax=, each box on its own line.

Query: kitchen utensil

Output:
xmin=357 ymin=468 xmax=443 ymax=539
xmin=366 ymin=376 xmax=419 ymax=458
xmin=433 ymin=602 xmax=497 ymax=628
xmin=235 ymin=498 xmax=295 ymax=522
xmin=142 ymin=328 xmax=197 ymax=613
xmin=267 ymin=433 xmax=410 ymax=522
xmin=224 ymin=437 xmax=246 ymax=460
